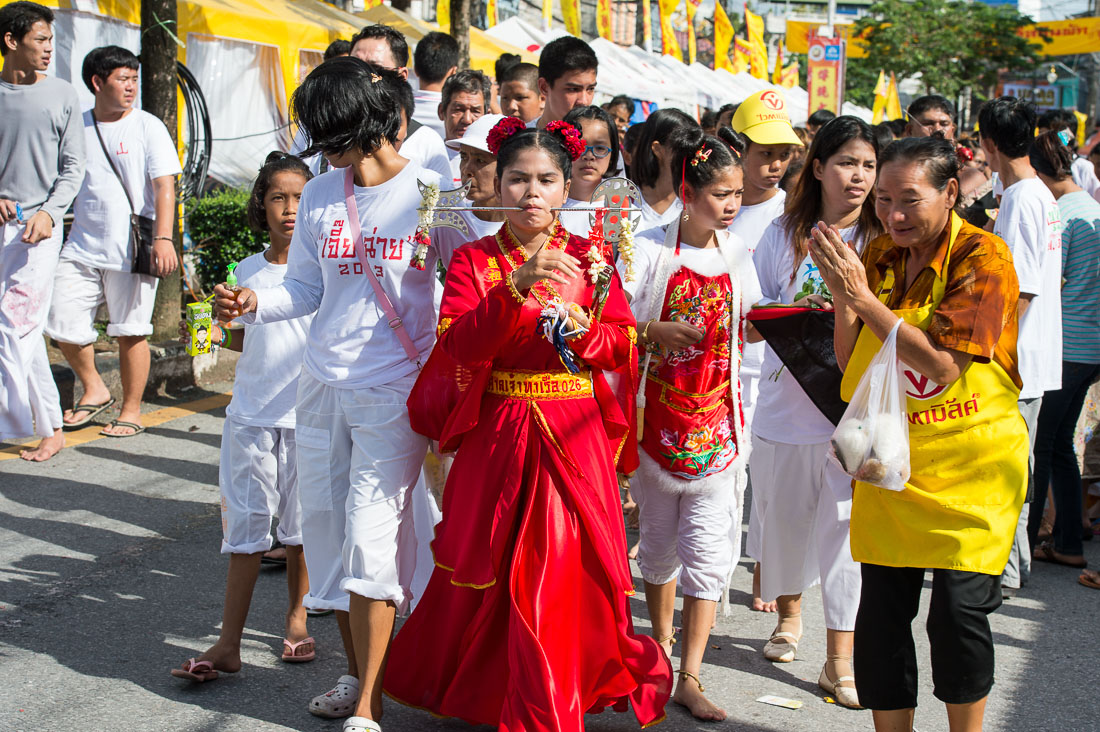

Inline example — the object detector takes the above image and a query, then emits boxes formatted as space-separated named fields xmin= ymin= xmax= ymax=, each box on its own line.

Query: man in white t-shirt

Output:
xmin=439 ymin=69 xmax=489 ymax=187
xmin=383 ymin=73 xmax=452 ymax=185
xmin=411 ymin=31 xmax=455 ymax=139
xmin=45 ymin=46 xmax=181 ymax=437
xmin=527 ymin=36 xmax=598 ymax=130
xmin=980 ymin=96 xmax=1064 ymax=594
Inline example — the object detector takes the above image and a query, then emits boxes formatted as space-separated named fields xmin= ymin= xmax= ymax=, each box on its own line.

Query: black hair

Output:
xmin=1037 ymin=108 xmax=1079 ymax=137
xmin=700 ymin=110 xmax=718 ymax=131
xmin=323 ymin=39 xmax=351 ymax=61
xmin=564 ymin=105 xmax=621 ymax=178
xmin=908 ymin=95 xmax=956 ymax=124
xmin=670 ymin=126 xmax=745 ymax=201
xmin=441 ymin=68 xmax=490 ymax=112
xmin=631 ymin=108 xmax=699 ymax=188
xmin=872 ymin=122 xmax=896 ymax=152
xmin=886 ymin=118 xmax=908 ymax=138
xmin=495 ymin=124 xmax=579 ymax=182
xmin=247 ymin=151 xmax=313 ymax=232
xmin=292 ymin=58 xmax=402 ymax=157
xmin=495 ymin=52 xmax=522 ymax=80
xmin=1029 ymin=129 xmax=1075 ymax=180
xmin=622 ymin=122 xmax=645 ymax=177
xmin=0 ymin=1 xmax=52 ymax=56
xmin=499 ymin=61 xmax=538 ymax=89
xmin=977 ymin=96 xmax=1037 ymax=159
xmin=784 ymin=116 xmax=882 ymax=278
xmin=414 ymin=31 xmax=458 ymax=85
xmin=807 ymin=109 xmax=836 ymax=128
xmin=780 ymin=158 xmax=804 ymax=192
xmin=538 ymin=36 xmax=598 ymax=87
xmin=350 ymin=24 xmax=408 ymax=68
xmin=715 ymin=103 xmax=738 ymax=128
xmin=380 ymin=72 xmax=415 ymax=125
xmin=81 ymin=45 xmax=138 ymax=93
xmin=608 ymin=95 xmax=633 ymax=113
xmin=879 ymin=136 xmax=960 ymax=205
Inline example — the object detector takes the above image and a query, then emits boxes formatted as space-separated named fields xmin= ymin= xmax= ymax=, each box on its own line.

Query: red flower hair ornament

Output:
xmin=545 ymin=120 xmax=587 ymax=161
xmin=955 ymin=144 xmax=974 ymax=163
xmin=486 ymin=116 xmax=528 ymax=156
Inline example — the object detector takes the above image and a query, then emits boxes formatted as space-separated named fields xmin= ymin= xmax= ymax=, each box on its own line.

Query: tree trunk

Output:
xmin=141 ymin=0 xmax=181 ymax=340
xmin=452 ymin=0 xmax=471 ymax=70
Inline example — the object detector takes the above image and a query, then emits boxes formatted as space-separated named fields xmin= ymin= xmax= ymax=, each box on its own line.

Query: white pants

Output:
xmin=749 ymin=435 xmax=861 ymax=631
xmin=0 ymin=221 xmax=63 ymax=440
xmin=45 ymin=258 xmax=159 ymax=345
xmin=633 ymin=451 xmax=746 ymax=602
xmin=218 ymin=417 xmax=302 ymax=554
xmin=294 ymin=370 xmax=431 ymax=614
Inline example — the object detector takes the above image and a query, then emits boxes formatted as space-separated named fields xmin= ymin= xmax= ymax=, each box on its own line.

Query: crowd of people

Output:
xmin=3 ymin=1 xmax=1100 ymax=731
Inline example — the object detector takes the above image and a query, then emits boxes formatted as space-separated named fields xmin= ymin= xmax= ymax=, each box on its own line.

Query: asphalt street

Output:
xmin=0 ymin=383 xmax=1097 ymax=732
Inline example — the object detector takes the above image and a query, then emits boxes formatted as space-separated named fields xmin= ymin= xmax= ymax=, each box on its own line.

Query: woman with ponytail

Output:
xmin=625 ymin=125 xmax=762 ymax=721
xmin=384 ymin=117 xmax=672 ymax=731
xmin=747 ymin=116 xmax=880 ymax=709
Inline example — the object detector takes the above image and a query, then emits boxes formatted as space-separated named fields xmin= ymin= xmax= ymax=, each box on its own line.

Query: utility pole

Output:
xmin=141 ymin=0 xmax=181 ymax=340
xmin=451 ymin=0 xmax=471 ymax=69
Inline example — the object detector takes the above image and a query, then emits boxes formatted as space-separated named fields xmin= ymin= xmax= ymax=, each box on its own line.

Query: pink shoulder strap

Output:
xmin=343 ymin=167 xmax=421 ymax=368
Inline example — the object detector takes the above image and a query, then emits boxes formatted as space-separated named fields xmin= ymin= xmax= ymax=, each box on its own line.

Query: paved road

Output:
xmin=0 ymin=385 xmax=1096 ymax=732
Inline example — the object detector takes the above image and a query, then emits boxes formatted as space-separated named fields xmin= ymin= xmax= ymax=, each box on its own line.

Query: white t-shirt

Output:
xmin=447 ymin=149 xmax=463 ymax=187
xmin=401 ymin=125 xmax=452 ymax=187
xmin=559 ymin=197 xmax=594 ymax=238
xmin=1071 ymin=156 xmax=1100 ymax=202
xmin=226 ymin=251 xmax=312 ymax=428
xmin=249 ymin=163 xmax=454 ymax=390
xmin=623 ymin=228 xmax=762 ymax=323
xmin=63 ymin=109 xmax=181 ymax=271
xmin=635 ymin=194 xmax=682 ymax=234
xmin=751 ymin=220 xmax=862 ymax=444
xmin=412 ymin=89 xmax=445 ymax=139
xmin=430 ymin=207 xmax=502 ymax=270
xmin=994 ymin=176 xmax=1064 ymax=398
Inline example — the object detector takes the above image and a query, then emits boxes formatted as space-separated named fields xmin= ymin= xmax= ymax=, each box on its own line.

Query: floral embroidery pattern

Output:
xmin=657 ymin=418 xmax=737 ymax=479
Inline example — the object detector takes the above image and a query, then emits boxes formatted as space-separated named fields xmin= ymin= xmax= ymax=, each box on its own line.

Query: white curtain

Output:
xmin=299 ymin=49 xmax=324 ymax=84
xmin=51 ymin=10 xmax=142 ymax=111
xmin=187 ymin=35 xmax=289 ymax=186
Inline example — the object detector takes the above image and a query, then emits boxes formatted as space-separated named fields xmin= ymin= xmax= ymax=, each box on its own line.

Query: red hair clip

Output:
xmin=691 ymin=146 xmax=712 ymax=167
xmin=956 ymin=145 xmax=974 ymax=162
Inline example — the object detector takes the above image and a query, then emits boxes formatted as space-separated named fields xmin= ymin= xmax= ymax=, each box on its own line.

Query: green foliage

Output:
xmin=852 ymin=0 xmax=1046 ymax=100
xmin=187 ymin=188 xmax=266 ymax=294
xmin=845 ymin=58 xmax=882 ymax=109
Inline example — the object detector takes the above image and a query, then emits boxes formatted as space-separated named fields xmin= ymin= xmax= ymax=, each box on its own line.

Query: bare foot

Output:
xmin=673 ymin=674 xmax=727 ymax=722
xmin=627 ymin=541 xmax=640 ymax=560
xmin=751 ymin=563 xmax=777 ymax=612
xmin=20 ymin=429 xmax=64 ymax=462
xmin=286 ymin=607 xmax=309 ymax=645
xmin=655 ymin=631 xmax=676 ymax=662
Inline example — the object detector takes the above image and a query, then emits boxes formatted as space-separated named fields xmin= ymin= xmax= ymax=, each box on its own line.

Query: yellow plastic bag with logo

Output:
xmin=829 ymin=319 xmax=909 ymax=491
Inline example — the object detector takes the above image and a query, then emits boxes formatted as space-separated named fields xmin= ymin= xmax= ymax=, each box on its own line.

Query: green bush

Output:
xmin=188 ymin=187 xmax=267 ymax=292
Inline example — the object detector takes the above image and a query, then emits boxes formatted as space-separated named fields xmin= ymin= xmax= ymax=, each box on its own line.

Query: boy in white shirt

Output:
xmin=45 ymin=45 xmax=181 ymax=437
xmin=980 ymin=96 xmax=1064 ymax=594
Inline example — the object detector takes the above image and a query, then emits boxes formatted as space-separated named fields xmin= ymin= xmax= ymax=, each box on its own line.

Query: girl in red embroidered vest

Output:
xmin=383 ymin=117 xmax=672 ymax=731
xmin=625 ymin=126 xmax=762 ymax=721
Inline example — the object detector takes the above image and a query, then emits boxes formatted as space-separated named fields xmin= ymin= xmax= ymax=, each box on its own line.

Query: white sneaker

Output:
xmin=309 ymin=674 xmax=360 ymax=719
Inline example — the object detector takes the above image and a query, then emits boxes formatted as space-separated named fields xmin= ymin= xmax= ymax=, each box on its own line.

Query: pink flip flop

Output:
xmin=171 ymin=658 xmax=219 ymax=682
xmin=281 ymin=636 xmax=316 ymax=663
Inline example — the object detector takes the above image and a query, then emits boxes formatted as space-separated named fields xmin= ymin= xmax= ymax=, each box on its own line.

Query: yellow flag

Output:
xmin=780 ymin=61 xmax=798 ymax=88
xmin=686 ymin=0 xmax=700 ymax=65
xmin=714 ymin=2 xmax=734 ymax=71
xmin=659 ymin=0 xmax=683 ymax=60
xmin=744 ymin=5 xmax=767 ymax=79
xmin=1074 ymin=110 xmax=1088 ymax=148
xmin=871 ymin=70 xmax=887 ymax=124
xmin=771 ymin=39 xmax=784 ymax=84
xmin=733 ymin=37 xmax=751 ymax=74
xmin=597 ymin=0 xmax=613 ymax=40
xmin=886 ymin=72 xmax=904 ymax=121
xmin=744 ymin=5 xmax=764 ymax=45
xmin=437 ymin=0 xmax=449 ymax=24
xmin=561 ymin=0 xmax=582 ymax=36
xmin=542 ymin=0 xmax=552 ymax=30
xmin=642 ymin=0 xmax=653 ymax=49
xmin=486 ymin=0 xmax=497 ymax=27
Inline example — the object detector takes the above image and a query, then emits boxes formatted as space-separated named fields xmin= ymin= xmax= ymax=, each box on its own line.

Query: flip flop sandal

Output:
xmin=1078 ymin=570 xmax=1100 ymax=590
xmin=307 ymin=608 xmax=335 ymax=617
xmin=1033 ymin=541 xmax=1088 ymax=568
xmin=101 ymin=420 xmax=145 ymax=438
xmin=62 ymin=398 xmax=115 ymax=430
xmin=170 ymin=658 xmax=219 ymax=682
xmin=281 ymin=636 xmax=316 ymax=663
xmin=261 ymin=541 xmax=287 ymax=566
xmin=310 ymin=675 xmax=359 ymax=718
xmin=343 ymin=717 xmax=381 ymax=732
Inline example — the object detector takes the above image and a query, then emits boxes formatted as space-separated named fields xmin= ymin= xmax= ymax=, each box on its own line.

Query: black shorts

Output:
xmin=854 ymin=563 xmax=1002 ymax=710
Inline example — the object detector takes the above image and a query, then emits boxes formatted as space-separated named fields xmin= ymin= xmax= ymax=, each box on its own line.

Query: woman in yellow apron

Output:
xmin=809 ymin=136 xmax=1028 ymax=732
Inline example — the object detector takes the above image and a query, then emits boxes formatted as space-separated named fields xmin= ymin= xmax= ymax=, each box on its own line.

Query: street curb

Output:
xmin=51 ymin=340 xmax=239 ymax=410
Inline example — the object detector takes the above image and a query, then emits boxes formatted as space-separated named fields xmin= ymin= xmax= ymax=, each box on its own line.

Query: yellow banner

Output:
xmin=771 ymin=39 xmax=784 ymax=84
xmin=597 ymin=0 xmax=613 ymax=40
xmin=871 ymin=69 xmax=887 ymax=124
xmin=886 ymin=72 xmax=903 ymax=121
xmin=1019 ymin=17 xmax=1100 ymax=56
xmin=643 ymin=0 xmax=653 ymax=49
xmin=436 ymin=0 xmax=449 ymax=24
xmin=744 ymin=5 xmax=764 ymax=46
xmin=686 ymin=0 xmax=700 ymax=65
xmin=543 ymin=0 xmax=552 ymax=30
xmin=659 ymin=0 xmax=682 ymax=60
xmin=744 ymin=5 xmax=768 ymax=79
xmin=786 ymin=20 xmax=868 ymax=58
xmin=780 ymin=61 xmax=798 ymax=88
xmin=714 ymin=2 xmax=734 ymax=71
xmin=561 ymin=0 xmax=582 ymax=36
xmin=486 ymin=0 xmax=497 ymax=27
xmin=733 ymin=37 xmax=751 ymax=74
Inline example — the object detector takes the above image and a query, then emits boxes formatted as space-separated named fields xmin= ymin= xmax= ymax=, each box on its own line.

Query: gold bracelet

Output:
xmin=641 ymin=319 xmax=654 ymax=342
xmin=153 ymin=235 xmax=173 ymax=242
xmin=505 ymin=271 xmax=527 ymax=304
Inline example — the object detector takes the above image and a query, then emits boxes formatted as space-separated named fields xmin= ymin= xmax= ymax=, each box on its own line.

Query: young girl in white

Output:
xmin=171 ymin=151 xmax=315 ymax=682
xmin=214 ymin=60 xmax=454 ymax=732
xmin=559 ymin=105 xmax=620 ymax=237
xmin=625 ymin=125 xmax=762 ymax=721
xmin=750 ymin=116 xmax=882 ymax=709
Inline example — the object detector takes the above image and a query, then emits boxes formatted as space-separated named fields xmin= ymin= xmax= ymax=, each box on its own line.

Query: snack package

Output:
xmin=186 ymin=301 xmax=213 ymax=356
xmin=829 ymin=319 xmax=910 ymax=491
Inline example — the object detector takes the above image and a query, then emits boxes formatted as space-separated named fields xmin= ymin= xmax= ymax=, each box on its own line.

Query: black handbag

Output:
xmin=91 ymin=112 xmax=161 ymax=278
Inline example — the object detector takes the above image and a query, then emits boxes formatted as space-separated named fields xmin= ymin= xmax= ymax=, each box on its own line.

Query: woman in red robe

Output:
xmin=384 ymin=118 xmax=672 ymax=731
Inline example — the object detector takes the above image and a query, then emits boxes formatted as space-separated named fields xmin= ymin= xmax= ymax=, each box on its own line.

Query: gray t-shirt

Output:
xmin=0 ymin=75 xmax=85 ymax=225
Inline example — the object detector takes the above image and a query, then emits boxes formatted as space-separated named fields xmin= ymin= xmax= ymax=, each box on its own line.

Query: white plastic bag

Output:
xmin=829 ymin=319 xmax=910 ymax=491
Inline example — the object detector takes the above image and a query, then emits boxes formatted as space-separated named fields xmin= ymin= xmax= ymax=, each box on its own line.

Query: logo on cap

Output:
xmin=759 ymin=91 xmax=784 ymax=112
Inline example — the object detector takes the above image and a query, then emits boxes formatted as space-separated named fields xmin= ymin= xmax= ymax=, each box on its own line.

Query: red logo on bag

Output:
xmin=902 ymin=367 xmax=947 ymax=401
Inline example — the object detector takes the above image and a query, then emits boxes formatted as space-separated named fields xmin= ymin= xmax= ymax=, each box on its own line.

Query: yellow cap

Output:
xmin=732 ymin=90 xmax=804 ymax=146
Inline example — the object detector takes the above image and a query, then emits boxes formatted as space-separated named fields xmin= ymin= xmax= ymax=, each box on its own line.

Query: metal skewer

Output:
xmin=421 ymin=205 xmax=643 ymax=212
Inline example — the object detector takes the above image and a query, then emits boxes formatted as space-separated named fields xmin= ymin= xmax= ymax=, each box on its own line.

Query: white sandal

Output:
xmin=818 ymin=662 xmax=862 ymax=709
xmin=310 ymin=674 xmax=360 ymax=718
xmin=343 ymin=717 xmax=381 ymax=732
